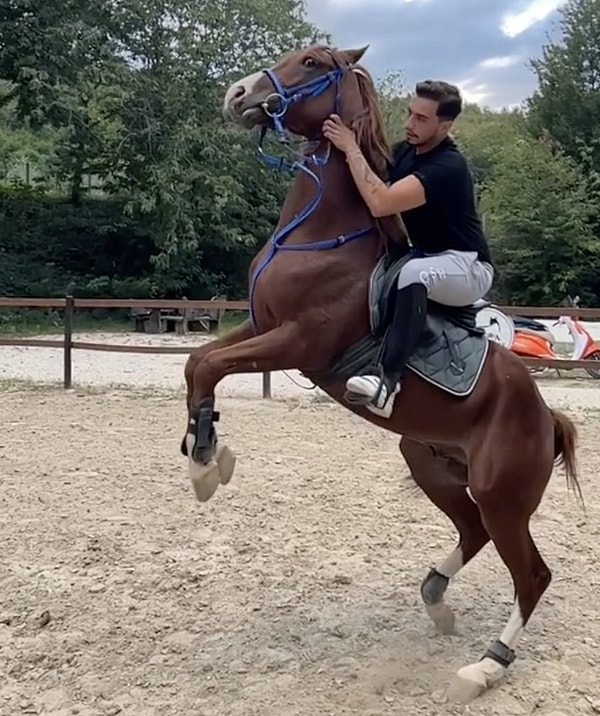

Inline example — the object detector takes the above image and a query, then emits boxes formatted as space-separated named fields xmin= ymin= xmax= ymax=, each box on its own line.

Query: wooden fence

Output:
xmin=1 ymin=296 xmax=600 ymax=396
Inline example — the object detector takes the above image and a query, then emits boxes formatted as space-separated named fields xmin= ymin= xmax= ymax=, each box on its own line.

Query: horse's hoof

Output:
xmin=188 ymin=459 xmax=221 ymax=502
xmin=446 ymin=657 xmax=505 ymax=703
xmin=425 ymin=602 xmax=455 ymax=635
xmin=215 ymin=444 xmax=236 ymax=485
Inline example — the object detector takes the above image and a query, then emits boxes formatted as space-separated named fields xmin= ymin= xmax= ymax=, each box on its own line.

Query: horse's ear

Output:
xmin=341 ymin=45 xmax=369 ymax=66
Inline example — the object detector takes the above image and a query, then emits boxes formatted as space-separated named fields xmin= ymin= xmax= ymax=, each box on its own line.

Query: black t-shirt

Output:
xmin=389 ymin=138 xmax=493 ymax=265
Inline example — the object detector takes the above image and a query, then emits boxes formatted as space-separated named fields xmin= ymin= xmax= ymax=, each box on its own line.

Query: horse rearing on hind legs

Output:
xmin=182 ymin=44 xmax=583 ymax=703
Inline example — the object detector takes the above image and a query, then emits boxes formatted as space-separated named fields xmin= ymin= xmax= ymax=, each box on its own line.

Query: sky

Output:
xmin=304 ymin=0 xmax=569 ymax=110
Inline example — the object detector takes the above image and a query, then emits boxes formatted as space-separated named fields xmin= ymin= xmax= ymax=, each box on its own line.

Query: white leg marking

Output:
xmin=437 ymin=547 xmax=464 ymax=578
xmin=446 ymin=600 xmax=523 ymax=703
xmin=499 ymin=599 xmax=524 ymax=650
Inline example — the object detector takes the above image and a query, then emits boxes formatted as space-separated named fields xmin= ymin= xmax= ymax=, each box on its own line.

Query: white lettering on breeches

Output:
xmin=397 ymin=250 xmax=494 ymax=307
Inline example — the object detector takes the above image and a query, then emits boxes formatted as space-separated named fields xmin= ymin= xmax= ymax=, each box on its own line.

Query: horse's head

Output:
xmin=223 ymin=44 xmax=372 ymax=140
xmin=223 ymin=43 xmax=407 ymax=249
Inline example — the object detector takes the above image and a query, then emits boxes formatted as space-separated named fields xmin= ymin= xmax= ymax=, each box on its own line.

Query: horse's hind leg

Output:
xmin=446 ymin=439 xmax=554 ymax=703
xmin=400 ymin=437 xmax=490 ymax=635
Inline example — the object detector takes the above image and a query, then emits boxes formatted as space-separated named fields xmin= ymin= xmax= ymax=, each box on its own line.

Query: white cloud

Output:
xmin=500 ymin=0 xmax=567 ymax=38
xmin=453 ymin=77 xmax=490 ymax=105
xmin=479 ymin=54 xmax=520 ymax=69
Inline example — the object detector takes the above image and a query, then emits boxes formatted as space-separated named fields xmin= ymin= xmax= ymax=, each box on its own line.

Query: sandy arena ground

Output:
xmin=1 ymin=332 xmax=600 ymax=716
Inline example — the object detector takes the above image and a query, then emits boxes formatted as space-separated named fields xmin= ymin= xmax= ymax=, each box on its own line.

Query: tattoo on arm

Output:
xmin=346 ymin=149 xmax=385 ymax=195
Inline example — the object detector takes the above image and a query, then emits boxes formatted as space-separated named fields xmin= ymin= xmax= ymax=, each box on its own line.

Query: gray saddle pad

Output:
xmin=306 ymin=250 xmax=489 ymax=397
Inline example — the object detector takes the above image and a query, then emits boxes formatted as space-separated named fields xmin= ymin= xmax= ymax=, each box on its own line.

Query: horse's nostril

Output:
xmin=233 ymin=85 xmax=246 ymax=99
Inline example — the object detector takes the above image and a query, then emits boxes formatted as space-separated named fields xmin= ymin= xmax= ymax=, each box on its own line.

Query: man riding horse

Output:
xmin=185 ymin=45 xmax=581 ymax=703
xmin=323 ymin=80 xmax=494 ymax=418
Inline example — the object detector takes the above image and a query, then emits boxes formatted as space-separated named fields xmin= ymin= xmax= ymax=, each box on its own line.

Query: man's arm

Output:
xmin=345 ymin=148 xmax=426 ymax=217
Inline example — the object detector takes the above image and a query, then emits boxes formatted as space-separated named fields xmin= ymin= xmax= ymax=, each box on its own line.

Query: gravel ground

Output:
xmin=3 ymin=330 xmax=600 ymax=408
xmin=1 ymin=331 xmax=600 ymax=714
xmin=0 ymin=331 xmax=319 ymax=399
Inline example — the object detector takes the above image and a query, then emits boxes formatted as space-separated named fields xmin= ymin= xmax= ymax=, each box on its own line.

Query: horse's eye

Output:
xmin=303 ymin=57 xmax=317 ymax=68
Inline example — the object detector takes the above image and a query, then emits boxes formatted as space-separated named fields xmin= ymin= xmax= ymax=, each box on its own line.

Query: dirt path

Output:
xmin=1 ymin=385 xmax=599 ymax=716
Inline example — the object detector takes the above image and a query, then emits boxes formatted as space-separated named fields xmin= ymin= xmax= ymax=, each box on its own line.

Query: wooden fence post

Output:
xmin=63 ymin=295 xmax=74 ymax=389
xmin=262 ymin=371 xmax=272 ymax=399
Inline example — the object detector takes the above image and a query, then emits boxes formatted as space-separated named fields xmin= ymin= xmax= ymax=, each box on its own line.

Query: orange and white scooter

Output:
xmin=475 ymin=299 xmax=600 ymax=379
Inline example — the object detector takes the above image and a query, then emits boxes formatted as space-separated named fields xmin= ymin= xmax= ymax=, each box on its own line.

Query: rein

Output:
xmin=247 ymin=54 xmax=375 ymax=329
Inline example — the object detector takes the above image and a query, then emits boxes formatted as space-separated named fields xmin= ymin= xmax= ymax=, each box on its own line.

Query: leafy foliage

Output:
xmin=0 ymin=0 xmax=599 ymax=307
xmin=527 ymin=0 xmax=600 ymax=170
xmin=478 ymin=135 xmax=600 ymax=304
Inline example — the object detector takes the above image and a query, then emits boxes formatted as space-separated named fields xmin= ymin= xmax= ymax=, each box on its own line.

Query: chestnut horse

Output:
xmin=182 ymin=44 xmax=583 ymax=703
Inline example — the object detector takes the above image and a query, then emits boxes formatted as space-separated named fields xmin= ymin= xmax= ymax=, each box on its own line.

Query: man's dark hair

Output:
xmin=415 ymin=80 xmax=462 ymax=121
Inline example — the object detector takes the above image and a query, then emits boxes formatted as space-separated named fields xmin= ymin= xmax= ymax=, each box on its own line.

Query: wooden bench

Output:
xmin=130 ymin=296 xmax=226 ymax=335
xmin=187 ymin=295 xmax=226 ymax=334
xmin=130 ymin=308 xmax=154 ymax=332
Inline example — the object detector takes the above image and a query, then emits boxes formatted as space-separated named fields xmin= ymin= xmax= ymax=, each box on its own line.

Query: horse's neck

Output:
xmin=278 ymin=150 xmax=374 ymax=236
xmin=276 ymin=147 xmax=403 ymax=252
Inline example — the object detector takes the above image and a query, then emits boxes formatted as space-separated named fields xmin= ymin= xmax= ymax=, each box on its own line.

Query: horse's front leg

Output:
xmin=184 ymin=322 xmax=302 ymax=502
xmin=183 ymin=319 xmax=254 ymax=406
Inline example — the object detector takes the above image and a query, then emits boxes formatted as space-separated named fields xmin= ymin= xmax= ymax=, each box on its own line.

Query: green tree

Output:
xmin=0 ymin=0 xmax=127 ymax=201
xmin=376 ymin=69 xmax=409 ymax=145
xmin=479 ymin=134 xmax=600 ymax=304
xmin=527 ymin=0 xmax=600 ymax=171
xmin=0 ymin=82 xmax=58 ymax=181
xmin=0 ymin=0 xmax=327 ymax=296
xmin=453 ymin=105 xmax=527 ymax=196
xmin=106 ymin=0 xmax=325 ymax=281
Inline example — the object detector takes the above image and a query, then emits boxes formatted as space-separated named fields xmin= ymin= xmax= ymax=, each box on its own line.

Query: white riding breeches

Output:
xmin=397 ymin=249 xmax=494 ymax=306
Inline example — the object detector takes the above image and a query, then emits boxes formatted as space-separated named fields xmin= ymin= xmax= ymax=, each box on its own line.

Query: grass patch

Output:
xmin=0 ymin=308 xmax=129 ymax=335
xmin=0 ymin=307 xmax=247 ymax=337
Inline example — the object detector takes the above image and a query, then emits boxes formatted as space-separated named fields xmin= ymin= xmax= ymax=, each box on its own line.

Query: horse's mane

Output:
xmin=348 ymin=65 xmax=391 ymax=178
xmin=346 ymin=63 xmax=410 ymax=251
xmin=286 ymin=45 xmax=409 ymax=251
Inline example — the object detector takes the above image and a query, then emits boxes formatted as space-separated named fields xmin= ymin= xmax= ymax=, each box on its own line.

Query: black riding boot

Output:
xmin=345 ymin=282 xmax=428 ymax=417
xmin=381 ymin=282 xmax=428 ymax=390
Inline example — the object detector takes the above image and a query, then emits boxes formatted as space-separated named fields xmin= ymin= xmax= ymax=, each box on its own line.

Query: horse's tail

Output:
xmin=551 ymin=408 xmax=585 ymax=510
